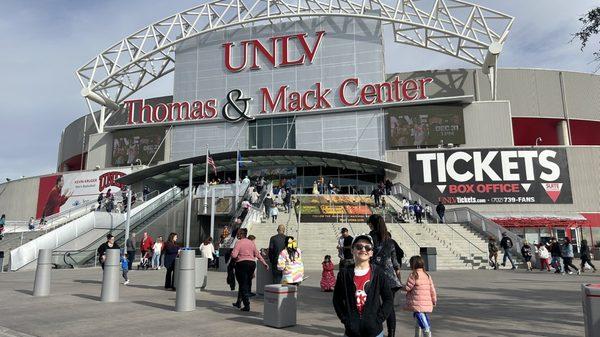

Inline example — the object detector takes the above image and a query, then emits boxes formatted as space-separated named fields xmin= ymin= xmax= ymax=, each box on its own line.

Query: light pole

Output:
xmin=180 ymin=164 xmax=194 ymax=248
xmin=125 ymin=187 xmax=132 ymax=241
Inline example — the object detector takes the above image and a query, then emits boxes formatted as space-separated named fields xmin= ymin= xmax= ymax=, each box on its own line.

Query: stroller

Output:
xmin=138 ymin=251 xmax=152 ymax=270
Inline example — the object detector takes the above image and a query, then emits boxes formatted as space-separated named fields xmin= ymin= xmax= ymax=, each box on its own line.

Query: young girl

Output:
xmin=277 ymin=236 xmax=304 ymax=285
xmin=320 ymin=255 xmax=335 ymax=292
xmin=537 ymin=243 xmax=551 ymax=271
xmin=403 ymin=256 xmax=437 ymax=337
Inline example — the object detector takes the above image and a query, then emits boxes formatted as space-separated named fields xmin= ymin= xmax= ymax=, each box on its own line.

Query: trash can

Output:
xmin=255 ymin=260 xmax=273 ymax=296
xmin=263 ymin=284 xmax=297 ymax=328
xmin=195 ymin=257 xmax=208 ymax=290
xmin=0 ymin=251 xmax=4 ymax=273
xmin=420 ymin=247 xmax=437 ymax=272
xmin=582 ymin=283 xmax=600 ymax=337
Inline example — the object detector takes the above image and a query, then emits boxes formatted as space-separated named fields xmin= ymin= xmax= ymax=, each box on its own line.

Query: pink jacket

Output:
xmin=403 ymin=269 xmax=437 ymax=313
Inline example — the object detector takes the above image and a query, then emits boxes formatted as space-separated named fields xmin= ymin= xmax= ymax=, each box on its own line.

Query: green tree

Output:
xmin=575 ymin=7 xmax=600 ymax=70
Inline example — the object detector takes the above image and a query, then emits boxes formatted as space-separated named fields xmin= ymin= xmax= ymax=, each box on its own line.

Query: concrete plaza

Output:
xmin=0 ymin=266 xmax=596 ymax=337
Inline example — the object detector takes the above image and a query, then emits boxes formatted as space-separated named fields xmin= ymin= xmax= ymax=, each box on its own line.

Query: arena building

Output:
xmin=2 ymin=0 xmax=600 ymax=265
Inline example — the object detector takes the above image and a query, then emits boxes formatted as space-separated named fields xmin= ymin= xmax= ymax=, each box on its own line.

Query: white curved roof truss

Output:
xmin=76 ymin=0 xmax=513 ymax=130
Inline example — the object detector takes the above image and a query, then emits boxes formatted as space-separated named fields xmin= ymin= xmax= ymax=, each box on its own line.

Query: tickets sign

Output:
xmin=409 ymin=148 xmax=573 ymax=205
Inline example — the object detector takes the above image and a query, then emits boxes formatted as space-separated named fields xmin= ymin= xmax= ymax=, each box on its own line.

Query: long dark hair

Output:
xmin=167 ymin=232 xmax=177 ymax=244
xmin=367 ymin=214 xmax=389 ymax=244
xmin=285 ymin=236 xmax=297 ymax=262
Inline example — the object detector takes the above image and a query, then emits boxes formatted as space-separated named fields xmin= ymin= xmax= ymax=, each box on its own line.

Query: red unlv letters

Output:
xmin=223 ymin=31 xmax=326 ymax=71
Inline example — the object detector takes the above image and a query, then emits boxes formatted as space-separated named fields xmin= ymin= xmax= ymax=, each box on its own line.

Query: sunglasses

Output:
xmin=353 ymin=243 xmax=373 ymax=252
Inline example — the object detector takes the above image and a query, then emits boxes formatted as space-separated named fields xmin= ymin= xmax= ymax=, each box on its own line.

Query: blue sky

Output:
xmin=0 ymin=0 xmax=598 ymax=180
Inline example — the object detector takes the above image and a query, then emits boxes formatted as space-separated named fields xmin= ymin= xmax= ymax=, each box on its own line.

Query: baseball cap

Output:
xmin=352 ymin=233 xmax=373 ymax=246
xmin=340 ymin=227 xmax=348 ymax=233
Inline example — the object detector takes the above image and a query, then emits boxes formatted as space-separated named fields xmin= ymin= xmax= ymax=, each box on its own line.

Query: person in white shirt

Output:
xmin=200 ymin=237 xmax=216 ymax=263
xmin=152 ymin=236 xmax=164 ymax=269
xmin=242 ymin=176 xmax=250 ymax=185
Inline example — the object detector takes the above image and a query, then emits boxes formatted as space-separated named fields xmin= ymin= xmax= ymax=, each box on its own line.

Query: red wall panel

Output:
xmin=512 ymin=117 xmax=561 ymax=146
xmin=569 ymin=119 xmax=600 ymax=145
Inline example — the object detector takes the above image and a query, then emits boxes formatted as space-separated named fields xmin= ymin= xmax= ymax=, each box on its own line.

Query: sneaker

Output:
xmin=511 ymin=267 xmax=516 ymax=270
xmin=501 ymin=263 xmax=506 ymax=267
xmin=232 ymin=302 xmax=241 ymax=308
xmin=240 ymin=307 xmax=250 ymax=312
xmin=157 ymin=266 xmax=161 ymax=270
xmin=568 ymin=271 xmax=573 ymax=275
xmin=124 ymin=280 xmax=130 ymax=285
xmin=577 ymin=270 xmax=581 ymax=275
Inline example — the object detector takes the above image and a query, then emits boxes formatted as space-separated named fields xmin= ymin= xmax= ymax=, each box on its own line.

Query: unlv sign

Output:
xmin=409 ymin=148 xmax=573 ymax=205
xmin=223 ymin=31 xmax=326 ymax=71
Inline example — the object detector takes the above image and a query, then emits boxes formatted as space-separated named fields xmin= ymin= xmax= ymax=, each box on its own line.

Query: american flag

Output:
xmin=207 ymin=152 xmax=217 ymax=173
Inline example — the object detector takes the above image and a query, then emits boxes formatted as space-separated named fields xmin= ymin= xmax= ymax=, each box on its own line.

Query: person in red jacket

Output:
xmin=140 ymin=232 xmax=155 ymax=260
xmin=42 ymin=175 xmax=72 ymax=218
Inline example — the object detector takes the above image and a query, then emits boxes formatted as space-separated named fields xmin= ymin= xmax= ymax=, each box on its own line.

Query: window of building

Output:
xmin=249 ymin=117 xmax=296 ymax=149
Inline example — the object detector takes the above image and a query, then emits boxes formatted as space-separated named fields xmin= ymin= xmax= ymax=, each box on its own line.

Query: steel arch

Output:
xmin=76 ymin=0 xmax=513 ymax=130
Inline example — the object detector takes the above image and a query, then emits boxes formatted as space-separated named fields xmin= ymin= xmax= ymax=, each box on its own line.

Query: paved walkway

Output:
xmin=0 ymin=267 xmax=596 ymax=337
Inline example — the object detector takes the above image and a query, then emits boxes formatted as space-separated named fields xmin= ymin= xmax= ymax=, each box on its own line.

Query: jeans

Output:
xmin=551 ymin=256 xmax=563 ymax=272
xmin=127 ymin=251 xmax=135 ymax=270
xmin=581 ymin=256 xmax=597 ymax=270
xmin=502 ymin=248 xmax=515 ymax=267
xmin=234 ymin=260 xmax=256 ymax=309
xmin=122 ymin=269 xmax=129 ymax=282
xmin=165 ymin=265 xmax=175 ymax=289
xmin=387 ymin=288 xmax=400 ymax=333
xmin=563 ymin=257 xmax=578 ymax=272
xmin=152 ymin=253 xmax=161 ymax=268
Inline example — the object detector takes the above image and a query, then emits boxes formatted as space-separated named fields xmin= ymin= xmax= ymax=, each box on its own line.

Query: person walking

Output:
xmin=499 ymin=232 xmax=516 ymax=270
xmin=231 ymin=228 xmax=269 ymax=312
xmin=338 ymin=228 xmax=354 ymax=270
xmin=368 ymin=214 xmax=402 ymax=337
xmin=385 ymin=179 xmax=393 ymax=195
xmin=152 ymin=236 xmax=164 ymax=270
xmin=263 ymin=194 xmax=274 ymax=219
xmin=371 ymin=188 xmax=382 ymax=207
xmin=312 ymin=181 xmax=319 ymax=195
xmin=270 ymin=203 xmax=279 ymax=223
xmin=200 ymin=237 xmax=215 ymax=267
xmin=402 ymin=256 xmax=437 ymax=337
xmin=413 ymin=202 xmax=423 ymax=224
xmin=537 ymin=243 xmax=551 ymax=271
xmin=521 ymin=241 xmax=533 ymax=271
xmin=320 ymin=255 xmax=335 ymax=292
xmin=561 ymin=237 xmax=580 ymax=275
xmin=120 ymin=251 xmax=130 ymax=285
xmin=268 ymin=225 xmax=287 ymax=283
xmin=580 ymin=239 xmax=597 ymax=273
xmin=164 ymin=233 xmax=180 ymax=290
xmin=488 ymin=237 xmax=499 ymax=270
xmin=96 ymin=193 xmax=104 ymax=210
xmin=277 ymin=236 xmax=304 ymax=285
xmin=333 ymin=233 xmax=393 ymax=337
xmin=435 ymin=201 xmax=445 ymax=223
xmin=125 ymin=233 xmax=136 ymax=271
xmin=549 ymin=237 xmax=563 ymax=273
xmin=97 ymin=234 xmax=120 ymax=270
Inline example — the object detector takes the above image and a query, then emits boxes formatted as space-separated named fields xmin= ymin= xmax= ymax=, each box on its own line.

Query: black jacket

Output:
xmin=97 ymin=242 xmax=120 ymax=263
xmin=268 ymin=233 xmax=286 ymax=266
xmin=436 ymin=203 xmax=445 ymax=215
xmin=333 ymin=266 xmax=393 ymax=337
xmin=500 ymin=237 xmax=513 ymax=249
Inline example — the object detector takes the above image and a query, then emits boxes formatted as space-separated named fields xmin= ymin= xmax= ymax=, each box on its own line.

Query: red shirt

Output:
xmin=354 ymin=267 xmax=371 ymax=315
xmin=42 ymin=186 xmax=69 ymax=217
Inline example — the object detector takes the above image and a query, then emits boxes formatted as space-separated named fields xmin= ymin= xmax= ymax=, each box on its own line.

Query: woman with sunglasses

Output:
xmin=333 ymin=234 xmax=393 ymax=337
xmin=368 ymin=214 xmax=403 ymax=337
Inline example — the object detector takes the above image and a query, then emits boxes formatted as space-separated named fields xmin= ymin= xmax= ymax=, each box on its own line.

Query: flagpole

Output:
xmin=204 ymin=145 xmax=209 ymax=214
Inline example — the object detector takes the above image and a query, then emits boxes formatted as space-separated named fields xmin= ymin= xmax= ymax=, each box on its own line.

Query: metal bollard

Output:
xmin=0 ymin=251 xmax=4 ymax=273
xmin=33 ymin=249 xmax=53 ymax=296
xmin=100 ymin=249 xmax=120 ymax=302
xmin=175 ymin=250 xmax=196 ymax=312
xmin=195 ymin=257 xmax=208 ymax=291
xmin=174 ymin=257 xmax=180 ymax=287
xmin=582 ymin=283 xmax=600 ymax=337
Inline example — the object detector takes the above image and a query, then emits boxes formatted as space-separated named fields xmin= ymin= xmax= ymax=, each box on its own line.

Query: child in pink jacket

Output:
xmin=403 ymin=255 xmax=437 ymax=337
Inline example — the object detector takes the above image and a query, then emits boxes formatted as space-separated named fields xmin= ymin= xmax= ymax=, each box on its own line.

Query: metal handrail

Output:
xmin=53 ymin=188 xmax=184 ymax=268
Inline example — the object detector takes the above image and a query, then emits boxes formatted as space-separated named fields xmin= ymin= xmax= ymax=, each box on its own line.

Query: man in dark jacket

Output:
xmin=499 ymin=232 xmax=516 ymax=270
xmin=333 ymin=234 xmax=393 ymax=337
xmin=125 ymin=233 xmax=136 ymax=270
xmin=268 ymin=225 xmax=287 ymax=283
xmin=549 ymin=237 xmax=563 ymax=273
xmin=435 ymin=201 xmax=445 ymax=223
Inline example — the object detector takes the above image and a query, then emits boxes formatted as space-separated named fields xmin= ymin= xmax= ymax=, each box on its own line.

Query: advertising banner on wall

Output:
xmin=36 ymin=168 xmax=132 ymax=218
xmin=112 ymin=127 xmax=166 ymax=166
xmin=297 ymin=195 xmax=377 ymax=222
xmin=409 ymin=148 xmax=572 ymax=205
xmin=388 ymin=105 xmax=465 ymax=148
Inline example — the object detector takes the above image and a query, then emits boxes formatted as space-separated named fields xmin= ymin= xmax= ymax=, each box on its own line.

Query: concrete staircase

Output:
xmin=0 ymin=231 xmax=47 ymax=270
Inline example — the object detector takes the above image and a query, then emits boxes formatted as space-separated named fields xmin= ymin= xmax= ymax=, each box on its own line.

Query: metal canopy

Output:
xmin=117 ymin=149 xmax=402 ymax=186
xmin=77 ymin=0 xmax=514 ymax=132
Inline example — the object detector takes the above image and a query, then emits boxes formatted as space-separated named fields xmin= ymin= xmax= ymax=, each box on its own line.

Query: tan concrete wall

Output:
xmin=0 ymin=177 xmax=40 ymax=221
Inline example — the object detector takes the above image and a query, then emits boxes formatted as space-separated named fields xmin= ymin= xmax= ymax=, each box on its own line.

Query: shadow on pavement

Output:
xmin=72 ymin=293 xmax=100 ymax=301
xmin=73 ymin=279 xmax=102 ymax=284
xmin=15 ymin=289 xmax=33 ymax=296
xmin=132 ymin=300 xmax=174 ymax=311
